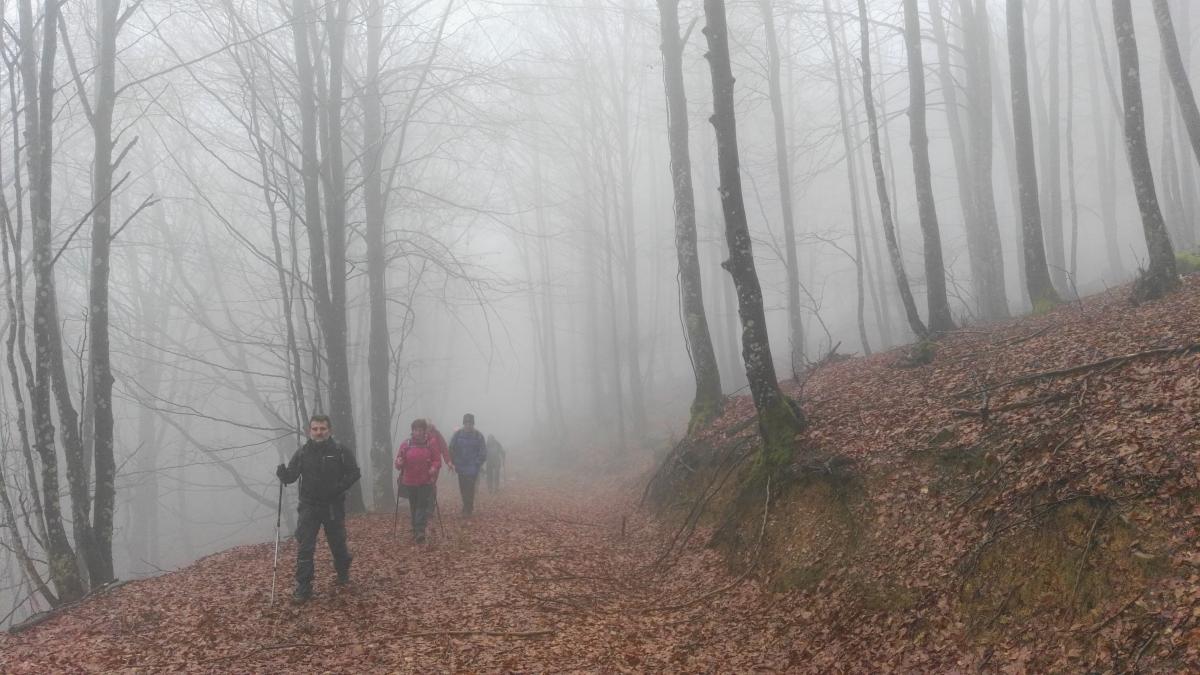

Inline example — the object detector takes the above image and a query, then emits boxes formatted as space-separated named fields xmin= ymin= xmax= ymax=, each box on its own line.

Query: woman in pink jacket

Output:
xmin=395 ymin=419 xmax=442 ymax=543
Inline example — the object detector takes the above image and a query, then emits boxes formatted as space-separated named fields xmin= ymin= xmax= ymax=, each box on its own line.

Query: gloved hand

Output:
xmin=275 ymin=463 xmax=288 ymax=481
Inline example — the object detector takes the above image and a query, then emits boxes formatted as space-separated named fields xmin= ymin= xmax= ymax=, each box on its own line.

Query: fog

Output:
xmin=1 ymin=0 xmax=1196 ymax=624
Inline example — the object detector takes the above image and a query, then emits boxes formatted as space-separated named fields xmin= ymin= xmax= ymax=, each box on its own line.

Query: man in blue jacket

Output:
xmin=275 ymin=415 xmax=361 ymax=603
xmin=449 ymin=413 xmax=487 ymax=516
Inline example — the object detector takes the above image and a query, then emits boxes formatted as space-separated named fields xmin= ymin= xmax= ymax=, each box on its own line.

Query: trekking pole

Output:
xmin=270 ymin=480 xmax=283 ymax=605
xmin=391 ymin=481 xmax=401 ymax=538
xmin=434 ymin=494 xmax=445 ymax=538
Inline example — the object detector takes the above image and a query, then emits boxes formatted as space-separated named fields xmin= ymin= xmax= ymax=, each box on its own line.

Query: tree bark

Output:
xmin=822 ymin=0 xmax=870 ymax=354
xmin=702 ymin=0 xmax=803 ymax=468
xmin=1007 ymin=0 xmax=1061 ymax=310
xmin=758 ymin=0 xmax=806 ymax=371
xmin=1112 ymin=0 xmax=1178 ymax=297
xmin=859 ymin=0 xmax=927 ymax=339
xmin=363 ymin=0 xmax=393 ymax=509
xmin=658 ymin=0 xmax=725 ymax=430
xmin=1153 ymin=0 xmax=1200 ymax=205
xmin=902 ymin=0 xmax=955 ymax=332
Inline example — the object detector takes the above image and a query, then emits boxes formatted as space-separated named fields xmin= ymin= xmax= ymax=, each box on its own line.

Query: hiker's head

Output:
xmin=411 ymin=418 xmax=428 ymax=441
xmin=462 ymin=413 xmax=475 ymax=429
xmin=308 ymin=415 xmax=332 ymax=442
xmin=487 ymin=434 xmax=495 ymax=444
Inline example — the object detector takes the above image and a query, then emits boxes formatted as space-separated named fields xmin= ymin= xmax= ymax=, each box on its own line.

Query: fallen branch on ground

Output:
xmin=949 ymin=344 xmax=1200 ymax=399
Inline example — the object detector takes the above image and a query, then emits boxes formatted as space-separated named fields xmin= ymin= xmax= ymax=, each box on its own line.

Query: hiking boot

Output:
xmin=335 ymin=571 xmax=350 ymax=586
xmin=414 ymin=533 xmax=426 ymax=545
xmin=292 ymin=587 xmax=312 ymax=604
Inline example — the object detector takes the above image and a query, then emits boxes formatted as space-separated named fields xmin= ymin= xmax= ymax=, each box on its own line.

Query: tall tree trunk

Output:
xmin=822 ymin=0 xmax=870 ymax=354
xmin=83 ymin=0 xmax=121 ymax=586
xmin=702 ymin=0 xmax=803 ymax=469
xmin=363 ymin=0 xmax=393 ymax=509
xmin=21 ymin=0 xmax=86 ymax=602
xmin=1035 ymin=0 xmax=1068 ymax=291
xmin=321 ymin=0 xmax=363 ymax=511
xmin=1064 ymin=0 xmax=1081 ymax=285
xmin=658 ymin=0 xmax=724 ymax=430
xmin=954 ymin=0 xmax=1010 ymax=320
xmin=1087 ymin=1 xmax=1126 ymax=278
xmin=857 ymin=0 xmax=927 ymax=338
xmin=931 ymin=0 xmax=1002 ymax=320
xmin=902 ymin=0 xmax=955 ymax=332
xmin=758 ymin=0 xmax=805 ymax=371
xmin=1112 ymin=0 xmax=1178 ymax=297
xmin=1154 ymin=0 xmax=1200 ymax=238
xmin=617 ymin=1 xmax=647 ymax=440
xmin=1007 ymin=0 xmax=1061 ymax=309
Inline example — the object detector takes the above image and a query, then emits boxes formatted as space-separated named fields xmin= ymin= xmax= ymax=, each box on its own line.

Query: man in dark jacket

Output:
xmin=449 ymin=413 xmax=487 ymax=516
xmin=276 ymin=415 xmax=361 ymax=603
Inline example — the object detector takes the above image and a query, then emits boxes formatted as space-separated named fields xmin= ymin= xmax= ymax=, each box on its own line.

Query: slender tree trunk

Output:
xmin=1154 ymin=0 xmax=1200 ymax=236
xmin=22 ymin=0 xmax=86 ymax=602
xmin=758 ymin=0 xmax=806 ymax=371
xmin=991 ymin=28 xmax=1032 ymax=309
xmin=1064 ymin=0 xmax=1081 ymax=286
xmin=857 ymin=0 xmax=927 ymax=338
xmin=1087 ymin=2 xmax=1125 ymax=278
xmin=703 ymin=0 xmax=803 ymax=468
xmin=1112 ymin=0 xmax=1178 ymax=297
xmin=363 ymin=0 xmax=393 ymax=509
xmin=1036 ymin=0 xmax=1068 ymax=291
xmin=822 ymin=0 xmax=870 ymax=353
xmin=1007 ymin=0 xmax=1061 ymax=309
xmin=903 ymin=0 xmax=955 ymax=332
xmin=955 ymin=0 xmax=1010 ymax=320
xmin=658 ymin=0 xmax=724 ymax=430
xmin=84 ymin=0 xmax=121 ymax=586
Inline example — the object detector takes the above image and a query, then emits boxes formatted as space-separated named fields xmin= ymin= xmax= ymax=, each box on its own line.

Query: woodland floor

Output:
xmin=3 ymin=276 xmax=1200 ymax=673
xmin=0 ymin=476 xmax=789 ymax=673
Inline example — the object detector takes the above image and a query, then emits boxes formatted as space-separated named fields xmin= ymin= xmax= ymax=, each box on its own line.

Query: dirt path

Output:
xmin=0 ymin=473 xmax=793 ymax=673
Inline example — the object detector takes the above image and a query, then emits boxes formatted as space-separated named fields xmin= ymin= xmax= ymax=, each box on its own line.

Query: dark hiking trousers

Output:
xmin=408 ymin=484 xmax=434 ymax=540
xmin=486 ymin=466 xmax=500 ymax=493
xmin=295 ymin=501 xmax=351 ymax=593
xmin=457 ymin=473 xmax=479 ymax=516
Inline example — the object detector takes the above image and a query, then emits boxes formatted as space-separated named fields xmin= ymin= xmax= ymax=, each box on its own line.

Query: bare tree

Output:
xmin=702 ymin=0 xmax=802 ymax=469
xmin=1153 ymin=0 xmax=1200 ymax=188
xmin=857 ymin=0 xmax=926 ymax=338
xmin=902 ymin=0 xmax=954 ymax=332
xmin=1007 ymin=0 xmax=1061 ymax=310
xmin=758 ymin=0 xmax=806 ymax=370
xmin=658 ymin=0 xmax=723 ymax=431
xmin=1111 ymin=0 xmax=1178 ymax=299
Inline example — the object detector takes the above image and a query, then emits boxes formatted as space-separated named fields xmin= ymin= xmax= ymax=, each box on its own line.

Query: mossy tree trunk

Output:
xmin=657 ymin=0 xmax=724 ymax=433
xmin=702 ymin=0 xmax=803 ymax=470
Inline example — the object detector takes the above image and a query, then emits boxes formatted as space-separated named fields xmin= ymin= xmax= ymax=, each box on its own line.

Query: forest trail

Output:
xmin=0 ymin=473 xmax=790 ymax=673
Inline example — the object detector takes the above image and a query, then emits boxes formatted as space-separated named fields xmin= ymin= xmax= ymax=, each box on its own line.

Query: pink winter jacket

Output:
xmin=395 ymin=436 xmax=442 ymax=486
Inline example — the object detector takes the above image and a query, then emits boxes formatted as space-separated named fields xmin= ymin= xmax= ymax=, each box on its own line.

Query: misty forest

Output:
xmin=1 ymin=0 xmax=1199 ymax=670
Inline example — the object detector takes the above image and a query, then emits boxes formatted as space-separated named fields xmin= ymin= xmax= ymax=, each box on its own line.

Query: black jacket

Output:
xmin=279 ymin=439 xmax=361 ymax=506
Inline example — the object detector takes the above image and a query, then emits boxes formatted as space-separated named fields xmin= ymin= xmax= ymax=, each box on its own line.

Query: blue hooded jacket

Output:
xmin=449 ymin=427 xmax=487 ymax=476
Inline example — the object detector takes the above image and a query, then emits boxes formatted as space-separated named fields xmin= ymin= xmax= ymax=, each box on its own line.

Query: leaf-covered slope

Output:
xmin=2 ymin=278 xmax=1198 ymax=673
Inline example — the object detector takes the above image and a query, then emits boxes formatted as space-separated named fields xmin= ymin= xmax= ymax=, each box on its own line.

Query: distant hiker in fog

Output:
xmin=485 ymin=434 xmax=505 ymax=493
xmin=395 ymin=418 xmax=442 ymax=544
xmin=275 ymin=414 xmax=361 ymax=603
xmin=449 ymin=413 xmax=487 ymax=516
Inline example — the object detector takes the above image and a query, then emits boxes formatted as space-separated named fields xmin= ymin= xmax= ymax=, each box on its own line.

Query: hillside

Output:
xmin=2 ymin=277 xmax=1198 ymax=673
